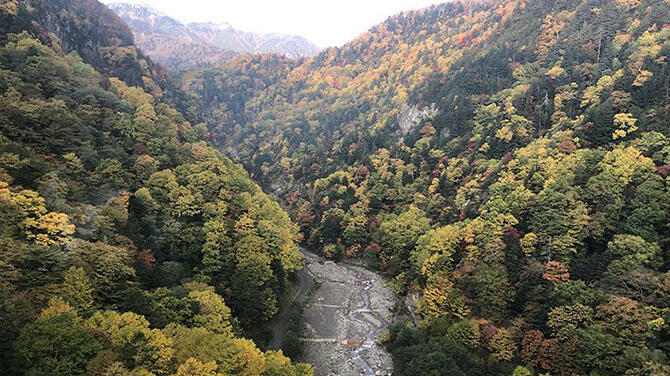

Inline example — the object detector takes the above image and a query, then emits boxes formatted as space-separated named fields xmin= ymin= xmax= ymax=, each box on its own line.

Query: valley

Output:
xmin=299 ymin=251 xmax=394 ymax=376
xmin=1 ymin=0 xmax=669 ymax=375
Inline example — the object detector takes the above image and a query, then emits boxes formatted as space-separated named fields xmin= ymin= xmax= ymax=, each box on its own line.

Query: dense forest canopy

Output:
xmin=0 ymin=0 xmax=310 ymax=375
xmin=1 ymin=0 xmax=670 ymax=375
xmin=181 ymin=0 xmax=670 ymax=374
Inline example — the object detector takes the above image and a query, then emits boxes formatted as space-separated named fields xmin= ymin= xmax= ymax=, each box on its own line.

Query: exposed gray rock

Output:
xmin=300 ymin=251 xmax=394 ymax=376
xmin=397 ymin=103 xmax=439 ymax=138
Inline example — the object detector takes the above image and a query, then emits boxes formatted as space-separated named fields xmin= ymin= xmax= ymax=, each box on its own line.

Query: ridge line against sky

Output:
xmin=101 ymin=0 xmax=447 ymax=48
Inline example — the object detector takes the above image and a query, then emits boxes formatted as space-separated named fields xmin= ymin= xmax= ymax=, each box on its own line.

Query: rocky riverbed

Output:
xmin=299 ymin=251 xmax=395 ymax=376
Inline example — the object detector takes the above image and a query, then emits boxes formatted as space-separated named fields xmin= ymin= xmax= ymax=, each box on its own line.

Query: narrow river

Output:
xmin=299 ymin=251 xmax=394 ymax=375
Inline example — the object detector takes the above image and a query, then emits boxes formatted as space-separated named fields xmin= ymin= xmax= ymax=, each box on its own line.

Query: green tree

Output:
xmin=470 ymin=265 xmax=514 ymax=322
xmin=375 ymin=205 xmax=430 ymax=272
xmin=488 ymin=328 xmax=516 ymax=362
xmin=173 ymin=358 xmax=222 ymax=376
xmin=186 ymin=283 xmax=234 ymax=336
xmin=67 ymin=239 xmax=135 ymax=303
xmin=62 ymin=266 xmax=94 ymax=314
xmin=548 ymin=304 xmax=593 ymax=341
xmin=16 ymin=312 xmax=102 ymax=376
xmin=165 ymin=326 xmax=265 ymax=376
xmin=412 ymin=225 xmax=459 ymax=276
xmin=85 ymin=311 xmax=174 ymax=375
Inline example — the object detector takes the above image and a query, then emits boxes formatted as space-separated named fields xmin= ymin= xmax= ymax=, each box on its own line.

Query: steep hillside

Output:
xmin=183 ymin=0 xmax=670 ymax=374
xmin=0 ymin=1 xmax=310 ymax=375
xmin=0 ymin=0 xmax=176 ymax=94
xmin=129 ymin=35 xmax=241 ymax=71
xmin=108 ymin=2 xmax=319 ymax=71
xmin=180 ymin=54 xmax=300 ymax=138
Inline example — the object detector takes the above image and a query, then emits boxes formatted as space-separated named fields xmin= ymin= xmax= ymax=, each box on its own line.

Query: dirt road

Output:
xmin=269 ymin=263 xmax=314 ymax=350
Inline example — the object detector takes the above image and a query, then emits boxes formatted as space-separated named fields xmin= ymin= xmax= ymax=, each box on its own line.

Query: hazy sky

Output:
xmin=101 ymin=0 xmax=446 ymax=47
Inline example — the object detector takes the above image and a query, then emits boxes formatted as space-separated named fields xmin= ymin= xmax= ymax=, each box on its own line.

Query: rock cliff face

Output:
xmin=108 ymin=3 xmax=320 ymax=70
xmin=1 ymin=0 xmax=134 ymax=69
xmin=0 ymin=0 xmax=173 ymax=92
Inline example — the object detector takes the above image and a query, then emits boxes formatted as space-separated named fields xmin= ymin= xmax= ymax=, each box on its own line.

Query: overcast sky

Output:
xmin=101 ymin=0 xmax=446 ymax=47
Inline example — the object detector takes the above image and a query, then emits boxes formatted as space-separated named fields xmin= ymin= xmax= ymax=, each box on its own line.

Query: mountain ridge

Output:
xmin=181 ymin=0 xmax=670 ymax=373
xmin=108 ymin=2 xmax=320 ymax=70
xmin=1 ymin=0 xmax=670 ymax=375
xmin=0 ymin=1 xmax=311 ymax=375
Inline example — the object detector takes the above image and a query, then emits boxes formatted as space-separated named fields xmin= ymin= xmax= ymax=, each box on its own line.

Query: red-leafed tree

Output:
xmin=138 ymin=248 xmax=156 ymax=269
xmin=543 ymin=261 xmax=570 ymax=283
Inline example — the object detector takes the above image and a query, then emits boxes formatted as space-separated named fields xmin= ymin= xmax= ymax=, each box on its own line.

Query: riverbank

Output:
xmin=299 ymin=251 xmax=395 ymax=375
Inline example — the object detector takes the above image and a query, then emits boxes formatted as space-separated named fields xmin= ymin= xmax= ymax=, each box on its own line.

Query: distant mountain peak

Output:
xmin=107 ymin=2 xmax=320 ymax=70
xmin=107 ymin=2 xmax=165 ymax=17
xmin=188 ymin=21 xmax=235 ymax=31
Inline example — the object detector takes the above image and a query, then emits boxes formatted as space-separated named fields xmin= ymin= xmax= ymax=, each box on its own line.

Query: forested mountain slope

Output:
xmin=0 ymin=1 xmax=310 ymax=375
xmin=180 ymin=54 xmax=300 ymax=138
xmin=182 ymin=0 xmax=670 ymax=374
